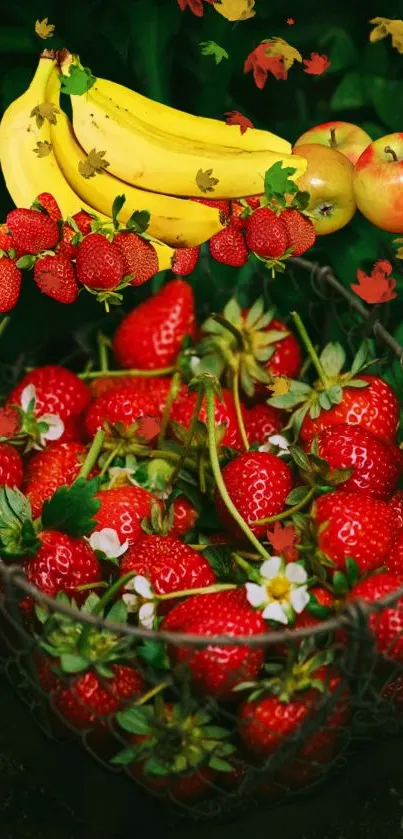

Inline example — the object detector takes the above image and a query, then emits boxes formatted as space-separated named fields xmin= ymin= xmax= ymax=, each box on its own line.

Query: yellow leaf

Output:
xmin=268 ymin=376 xmax=290 ymax=396
xmin=263 ymin=37 xmax=302 ymax=70
xmin=369 ymin=17 xmax=403 ymax=53
xmin=35 ymin=17 xmax=55 ymax=40
xmin=33 ymin=141 xmax=52 ymax=158
xmin=394 ymin=238 xmax=403 ymax=259
xmin=195 ymin=168 xmax=219 ymax=193
xmin=30 ymin=102 xmax=59 ymax=129
xmin=213 ymin=0 xmax=256 ymax=22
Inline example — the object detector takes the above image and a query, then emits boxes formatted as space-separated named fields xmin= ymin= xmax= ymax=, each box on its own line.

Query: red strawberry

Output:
xmin=162 ymin=588 xmax=265 ymax=699
xmin=171 ymin=246 xmax=200 ymax=276
xmin=387 ymin=529 xmax=403 ymax=574
xmin=94 ymin=485 xmax=158 ymax=545
xmin=170 ymin=495 xmax=199 ymax=537
xmin=88 ymin=375 xmax=176 ymax=415
xmin=84 ymin=386 xmax=159 ymax=439
xmin=390 ymin=490 xmax=403 ymax=531
xmin=170 ymin=386 xmax=243 ymax=451
xmin=314 ymin=490 xmax=395 ymax=574
xmin=316 ymin=424 xmax=403 ymax=500
xmin=209 ymin=221 xmax=249 ymax=267
xmin=231 ymin=196 xmax=262 ymax=230
xmin=33 ymin=193 xmax=62 ymax=222
xmin=280 ymin=208 xmax=316 ymax=257
xmin=0 ymin=224 xmax=17 ymax=254
xmin=245 ymin=207 xmax=288 ymax=259
xmin=242 ymin=403 xmax=284 ymax=445
xmin=33 ymin=254 xmax=79 ymax=304
xmin=7 ymin=366 xmax=90 ymax=432
xmin=6 ymin=208 xmax=59 ymax=255
xmin=191 ymin=197 xmax=231 ymax=217
xmin=264 ymin=316 xmax=302 ymax=380
xmin=113 ymin=279 xmax=196 ymax=370
xmin=120 ymin=534 xmax=215 ymax=612
xmin=75 ymin=233 xmax=125 ymax=290
xmin=0 ymin=442 xmax=23 ymax=487
xmin=113 ymin=231 xmax=159 ymax=286
xmin=23 ymin=441 xmax=87 ymax=518
xmin=216 ymin=451 xmax=293 ymax=539
xmin=132 ymin=755 xmax=214 ymax=801
xmin=300 ymin=375 xmax=400 ymax=446
xmin=0 ymin=257 xmax=21 ymax=312
xmin=347 ymin=572 xmax=403 ymax=662
xmin=24 ymin=530 xmax=102 ymax=603
xmin=58 ymin=211 xmax=93 ymax=260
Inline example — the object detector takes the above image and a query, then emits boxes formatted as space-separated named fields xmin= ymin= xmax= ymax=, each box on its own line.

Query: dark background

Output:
xmin=3 ymin=1 xmax=403 ymax=836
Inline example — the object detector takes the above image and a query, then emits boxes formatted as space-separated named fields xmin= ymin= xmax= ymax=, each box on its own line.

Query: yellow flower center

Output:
xmin=266 ymin=575 xmax=291 ymax=601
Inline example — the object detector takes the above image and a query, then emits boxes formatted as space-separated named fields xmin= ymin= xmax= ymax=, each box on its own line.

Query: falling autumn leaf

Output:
xmin=351 ymin=260 xmax=397 ymax=304
xmin=200 ymin=41 xmax=229 ymax=64
xmin=267 ymin=522 xmax=299 ymax=562
xmin=177 ymin=0 xmax=214 ymax=16
xmin=394 ymin=237 xmax=403 ymax=259
xmin=33 ymin=141 xmax=52 ymax=158
xmin=196 ymin=168 xmax=219 ymax=193
xmin=369 ymin=17 xmax=403 ymax=53
xmin=303 ymin=53 xmax=331 ymax=75
xmin=264 ymin=37 xmax=302 ymax=71
xmin=35 ymin=17 xmax=55 ymax=39
xmin=0 ymin=407 xmax=20 ymax=439
xmin=213 ymin=0 xmax=256 ymax=22
xmin=224 ymin=110 xmax=254 ymax=134
xmin=30 ymin=102 xmax=59 ymax=129
xmin=286 ymin=18 xmax=295 ymax=25
xmin=244 ymin=43 xmax=287 ymax=89
xmin=78 ymin=148 xmax=110 ymax=179
xmin=268 ymin=376 xmax=290 ymax=396
xmin=136 ymin=415 xmax=161 ymax=443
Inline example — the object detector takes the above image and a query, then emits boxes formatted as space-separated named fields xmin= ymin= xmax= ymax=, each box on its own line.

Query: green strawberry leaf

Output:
xmin=307 ymin=601 xmax=333 ymax=620
xmin=264 ymin=161 xmax=299 ymax=200
xmin=319 ymin=342 xmax=346 ymax=378
xmin=290 ymin=190 xmax=311 ymax=211
xmin=208 ymin=756 xmax=233 ymax=772
xmin=286 ymin=485 xmax=313 ymax=506
xmin=332 ymin=571 xmax=349 ymax=597
xmin=41 ymin=477 xmax=101 ymax=538
xmin=126 ymin=210 xmax=151 ymax=234
xmin=0 ymin=487 xmax=39 ymax=557
xmin=345 ymin=557 xmax=359 ymax=587
xmin=203 ymin=544 xmax=243 ymax=582
xmin=288 ymin=445 xmax=312 ymax=473
xmin=110 ymin=747 xmax=136 ymax=766
xmin=107 ymin=599 xmax=128 ymax=624
xmin=350 ymin=339 xmax=374 ymax=376
xmin=60 ymin=653 xmax=89 ymax=673
xmin=137 ymin=638 xmax=170 ymax=670
xmin=61 ymin=64 xmax=96 ymax=96
xmin=144 ymin=756 xmax=171 ymax=776
xmin=116 ymin=705 xmax=154 ymax=735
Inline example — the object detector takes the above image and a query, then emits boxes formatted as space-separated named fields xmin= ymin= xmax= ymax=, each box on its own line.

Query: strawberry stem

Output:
xmin=91 ymin=572 xmax=137 ymax=616
xmin=156 ymin=583 xmax=237 ymax=601
xmin=233 ymin=364 xmax=249 ymax=451
xmin=204 ymin=382 xmax=271 ymax=562
xmin=232 ymin=553 xmax=261 ymax=582
xmin=0 ymin=316 xmax=11 ymax=340
xmin=78 ymin=429 xmax=105 ymax=479
xmin=290 ymin=311 xmax=330 ymax=389
xmin=99 ymin=442 xmax=123 ymax=478
xmin=167 ymin=389 xmax=203 ymax=485
xmin=135 ymin=681 xmax=171 ymax=707
xmin=79 ymin=366 xmax=175 ymax=380
xmin=97 ymin=332 xmax=110 ymax=372
xmin=157 ymin=370 xmax=181 ymax=447
xmin=75 ymin=581 xmax=108 ymax=592
xmin=251 ymin=485 xmax=316 ymax=526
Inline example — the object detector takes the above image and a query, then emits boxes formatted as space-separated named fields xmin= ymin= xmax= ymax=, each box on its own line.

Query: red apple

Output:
xmin=292 ymin=144 xmax=356 ymax=235
xmin=353 ymin=133 xmax=403 ymax=233
xmin=295 ymin=121 xmax=372 ymax=165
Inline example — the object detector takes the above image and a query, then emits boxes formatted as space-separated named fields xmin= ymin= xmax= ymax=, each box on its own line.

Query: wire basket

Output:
xmin=1 ymin=256 xmax=403 ymax=823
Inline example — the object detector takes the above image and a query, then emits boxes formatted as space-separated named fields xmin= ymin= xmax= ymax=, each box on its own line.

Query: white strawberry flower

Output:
xmin=88 ymin=528 xmax=129 ymax=559
xmin=259 ymin=434 xmax=290 ymax=456
xmin=20 ymin=383 xmax=37 ymax=412
xmin=122 ymin=575 xmax=156 ymax=629
xmin=107 ymin=466 xmax=137 ymax=488
xmin=245 ymin=556 xmax=309 ymax=625
xmin=189 ymin=355 xmax=202 ymax=373
xmin=37 ymin=414 xmax=65 ymax=447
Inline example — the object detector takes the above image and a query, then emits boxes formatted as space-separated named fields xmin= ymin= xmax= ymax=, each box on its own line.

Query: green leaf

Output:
xmin=264 ymin=162 xmax=298 ymax=200
xmin=60 ymin=653 xmax=88 ymax=673
xmin=203 ymin=544 xmax=240 ymax=582
xmin=350 ymin=339 xmax=373 ymax=376
xmin=61 ymin=65 xmax=96 ymax=96
xmin=333 ymin=571 xmax=349 ymax=597
xmin=41 ymin=478 xmax=101 ymax=537
xmin=110 ymin=747 xmax=136 ymax=766
xmin=268 ymin=392 xmax=307 ymax=409
xmin=116 ymin=706 xmax=154 ymax=735
xmin=208 ymin=756 xmax=233 ymax=773
xmin=107 ymin=600 xmax=128 ymax=624
xmin=369 ymin=77 xmax=403 ymax=132
xmin=286 ymin=486 xmax=312 ymax=506
xmin=202 ymin=726 xmax=230 ymax=740
xmin=244 ymin=297 xmax=265 ymax=329
xmin=291 ymin=191 xmax=311 ymax=212
xmin=318 ymin=27 xmax=359 ymax=74
xmin=137 ymin=639 xmax=169 ymax=670
xmin=345 ymin=557 xmax=359 ymax=587
xmin=143 ymin=756 xmax=170 ymax=776
xmin=330 ymin=71 xmax=370 ymax=110
xmin=0 ymin=487 xmax=39 ymax=557
xmin=199 ymin=41 xmax=229 ymax=65
xmin=289 ymin=445 xmax=311 ymax=473
xmin=319 ymin=343 xmax=346 ymax=378
xmin=112 ymin=194 xmax=126 ymax=229
xmin=126 ymin=210 xmax=151 ymax=234
xmin=327 ymin=385 xmax=343 ymax=405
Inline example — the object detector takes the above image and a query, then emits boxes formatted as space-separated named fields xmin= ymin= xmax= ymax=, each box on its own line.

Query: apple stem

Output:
xmin=384 ymin=145 xmax=398 ymax=162
xmin=329 ymin=127 xmax=337 ymax=148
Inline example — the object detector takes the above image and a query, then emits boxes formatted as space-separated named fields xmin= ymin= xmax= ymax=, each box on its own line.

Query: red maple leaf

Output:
xmin=244 ymin=43 xmax=288 ymax=89
xmin=266 ymin=522 xmax=299 ymax=562
xmin=177 ymin=0 xmax=214 ymax=14
xmin=224 ymin=110 xmax=254 ymax=134
xmin=136 ymin=415 xmax=161 ymax=443
xmin=35 ymin=268 xmax=64 ymax=296
xmin=303 ymin=52 xmax=331 ymax=75
xmin=286 ymin=17 xmax=295 ymax=24
xmin=0 ymin=406 xmax=20 ymax=439
xmin=351 ymin=259 xmax=398 ymax=305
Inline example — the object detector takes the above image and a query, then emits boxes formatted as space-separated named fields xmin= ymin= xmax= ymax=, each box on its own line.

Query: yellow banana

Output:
xmin=69 ymin=80 xmax=307 ymax=199
xmin=45 ymin=68 xmax=224 ymax=248
xmin=92 ymin=76 xmax=291 ymax=156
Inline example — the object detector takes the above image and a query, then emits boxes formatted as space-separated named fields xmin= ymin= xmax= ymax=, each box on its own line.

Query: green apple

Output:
xmin=292 ymin=144 xmax=356 ymax=235
xmin=295 ymin=121 xmax=372 ymax=165
xmin=353 ymin=133 xmax=403 ymax=233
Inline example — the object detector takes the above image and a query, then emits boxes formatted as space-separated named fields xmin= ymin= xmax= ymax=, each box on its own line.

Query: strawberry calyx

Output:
xmin=235 ymin=641 xmax=335 ymax=703
xmin=83 ymin=275 xmax=134 ymax=311
xmin=2 ymin=386 xmax=65 ymax=453
xmin=0 ymin=486 xmax=40 ymax=557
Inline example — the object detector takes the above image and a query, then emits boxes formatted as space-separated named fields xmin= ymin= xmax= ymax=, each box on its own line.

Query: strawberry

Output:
xmin=263 ymin=316 xmax=302 ymax=380
xmin=347 ymin=572 xmax=403 ymax=662
xmin=131 ymin=754 xmax=215 ymax=801
xmin=94 ymin=485 xmax=158 ymax=545
xmin=216 ymin=451 xmax=293 ymax=539
xmin=242 ymin=403 xmax=284 ymax=445
xmin=208 ymin=221 xmax=249 ymax=267
xmin=0 ymin=223 xmax=15 ymax=254
xmin=170 ymin=386 xmax=243 ymax=451
xmin=390 ymin=490 xmax=403 ymax=531
xmin=162 ymin=588 xmax=265 ymax=698
xmin=88 ymin=375 xmax=176 ymax=414
xmin=113 ymin=231 xmax=158 ymax=286
xmin=84 ymin=386 xmax=159 ymax=439
xmin=386 ymin=529 xmax=403 ymax=574
xmin=231 ymin=196 xmax=262 ymax=230
xmin=170 ymin=495 xmax=199 ymax=537
xmin=23 ymin=441 xmax=87 ymax=518
xmin=75 ymin=233 xmax=125 ymax=290
xmin=33 ymin=254 xmax=79 ymax=304
xmin=171 ymin=246 xmax=200 ymax=276
xmin=245 ymin=207 xmax=288 ymax=259
xmin=0 ymin=257 xmax=22 ymax=312
xmin=314 ymin=490 xmax=395 ymax=574
xmin=0 ymin=442 xmax=23 ymax=487
xmin=316 ymin=424 xmax=403 ymax=500
xmin=280 ymin=208 xmax=316 ymax=257
xmin=300 ymin=375 xmax=400 ymax=447
xmin=7 ymin=366 xmax=90 ymax=432
xmin=58 ymin=211 xmax=93 ymax=260
xmin=33 ymin=193 xmax=62 ymax=222
xmin=23 ymin=530 xmax=102 ymax=603
xmin=6 ymin=208 xmax=59 ymax=255
xmin=113 ymin=279 xmax=196 ymax=370
xmin=120 ymin=534 xmax=215 ymax=615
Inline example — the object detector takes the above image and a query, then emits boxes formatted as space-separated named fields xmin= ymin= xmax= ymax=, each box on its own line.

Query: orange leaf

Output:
xmin=266 ymin=522 xmax=299 ymax=561
xmin=286 ymin=17 xmax=295 ymax=25
xmin=0 ymin=407 xmax=20 ymax=439
xmin=244 ymin=43 xmax=288 ymax=89
xmin=136 ymin=415 xmax=161 ymax=443
xmin=177 ymin=0 xmax=204 ymax=15
xmin=224 ymin=110 xmax=254 ymax=134
xmin=351 ymin=260 xmax=397 ymax=304
xmin=303 ymin=52 xmax=331 ymax=75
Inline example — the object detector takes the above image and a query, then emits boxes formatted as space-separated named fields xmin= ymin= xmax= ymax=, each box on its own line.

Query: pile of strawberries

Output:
xmin=1 ymin=273 xmax=402 ymax=808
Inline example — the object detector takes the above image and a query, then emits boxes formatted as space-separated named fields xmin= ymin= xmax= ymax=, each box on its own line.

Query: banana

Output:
xmin=69 ymin=77 xmax=307 ymax=199
xmin=92 ymin=76 xmax=291 ymax=156
xmin=0 ymin=52 xmax=107 ymax=219
xmin=45 ymin=68 xmax=224 ymax=248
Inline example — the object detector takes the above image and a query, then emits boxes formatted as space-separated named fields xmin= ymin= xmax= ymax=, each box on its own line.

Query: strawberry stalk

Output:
xmin=251 ymin=485 xmax=316 ymax=526
xmin=100 ymin=442 xmax=124 ymax=479
xmin=156 ymin=583 xmax=237 ymax=601
xmin=134 ymin=681 xmax=171 ymax=706
xmin=233 ymin=364 xmax=249 ymax=451
xmin=157 ymin=370 xmax=182 ymax=447
xmin=97 ymin=332 xmax=110 ymax=372
xmin=204 ymin=380 xmax=271 ymax=562
xmin=77 ymin=429 xmax=105 ymax=479
xmin=290 ymin=311 xmax=330 ymax=389
xmin=79 ymin=366 xmax=175 ymax=380
xmin=0 ymin=316 xmax=11 ymax=340
xmin=167 ymin=388 xmax=204 ymax=484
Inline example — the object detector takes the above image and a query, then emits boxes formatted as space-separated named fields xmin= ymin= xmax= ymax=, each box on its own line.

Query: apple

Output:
xmin=353 ymin=133 xmax=403 ymax=233
xmin=292 ymin=144 xmax=356 ymax=235
xmin=294 ymin=121 xmax=372 ymax=165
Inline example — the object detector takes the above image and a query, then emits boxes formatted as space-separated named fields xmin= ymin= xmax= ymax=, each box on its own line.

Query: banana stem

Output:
xmin=77 ymin=429 xmax=105 ymax=479
xmin=251 ymin=485 xmax=316 ymax=526
xmin=232 ymin=365 xmax=249 ymax=451
xmin=157 ymin=370 xmax=181 ymax=447
xmin=205 ymin=384 xmax=271 ymax=562
xmin=168 ymin=390 xmax=203 ymax=485
xmin=79 ymin=366 xmax=175 ymax=380
xmin=290 ymin=311 xmax=330 ymax=389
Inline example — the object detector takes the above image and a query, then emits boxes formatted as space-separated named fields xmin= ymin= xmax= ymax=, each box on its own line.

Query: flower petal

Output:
xmin=122 ymin=593 xmax=139 ymax=613
xmin=133 ymin=575 xmax=154 ymax=600
xmin=268 ymin=434 xmax=290 ymax=452
xmin=260 ymin=556 xmax=282 ymax=580
xmin=262 ymin=601 xmax=288 ymax=624
xmin=245 ymin=582 xmax=267 ymax=608
xmin=139 ymin=602 xmax=155 ymax=629
xmin=88 ymin=527 xmax=128 ymax=558
xmin=290 ymin=586 xmax=310 ymax=615
xmin=40 ymin=413 xmax=65 ymax=442
xmin=286 ymin=563 xmax=308 ymax=585
xmin=21 ymin=384 xmax=36 ymax=412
